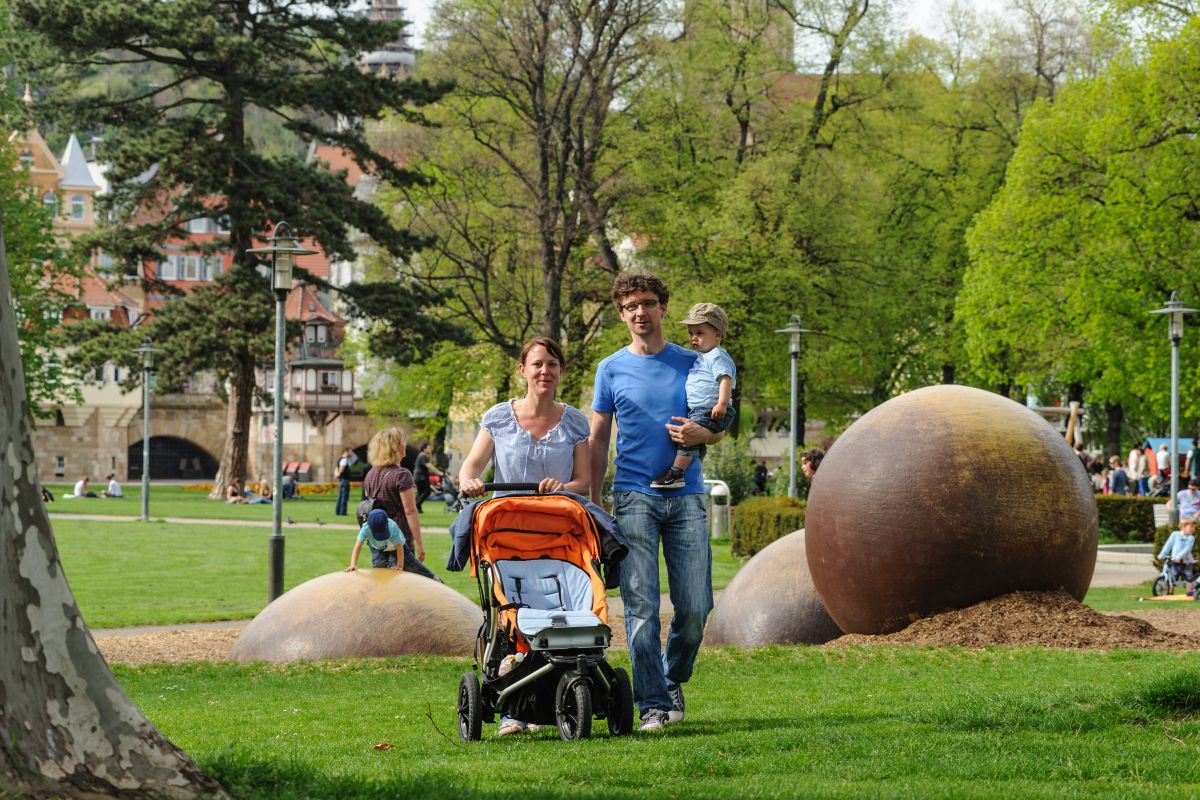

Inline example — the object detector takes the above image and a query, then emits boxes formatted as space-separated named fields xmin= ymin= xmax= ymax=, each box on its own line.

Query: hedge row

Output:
xmin=1095 ymin=495 xmax=1167 ymax=542
xmin=730 ymin=496 xmax=806 ymax=558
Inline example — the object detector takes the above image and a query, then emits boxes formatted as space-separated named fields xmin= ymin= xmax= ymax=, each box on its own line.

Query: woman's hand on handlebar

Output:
xmin=460 ymin=477 xmax=486 ymax=497
xmin=537 ymin=477 xmax=563 ymax=494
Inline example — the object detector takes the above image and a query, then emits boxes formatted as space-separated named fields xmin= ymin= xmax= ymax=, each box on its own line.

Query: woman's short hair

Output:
xmin=368 ymin=427 xmax=406 ymax=467
xmin=519 ymin=337 xmax=565 ymax=368
xmin=611 ymin=271 xmax=669 ymax=308
xmin=801 ymin=448 xmax=825 ymax=472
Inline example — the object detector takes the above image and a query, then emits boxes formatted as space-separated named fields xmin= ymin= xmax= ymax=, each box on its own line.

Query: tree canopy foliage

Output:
xmin=6 ymin=0 xmax=449 ymax=494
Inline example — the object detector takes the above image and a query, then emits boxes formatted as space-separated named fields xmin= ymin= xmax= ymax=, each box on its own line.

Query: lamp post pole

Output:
xmin=132 ymin=339 xmax=162 ymax=522
xmin=248 ymin=222 xmax=316 ymax=602
xmin=1151 ymin=292 xmax=1198 ymax=528
xmin=775 ymin=315 xmax=813 ymax=498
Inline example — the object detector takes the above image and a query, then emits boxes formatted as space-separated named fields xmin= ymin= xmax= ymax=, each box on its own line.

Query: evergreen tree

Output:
xmin=8 ymin=0 xmax=450 ymax=498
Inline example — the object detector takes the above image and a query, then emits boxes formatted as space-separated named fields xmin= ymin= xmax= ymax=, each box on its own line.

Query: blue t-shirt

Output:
xmin=685 ymin=347 xmax=736 ymax=410
xmin=593 ymin=343 xmax=704 ymax=495
xmin=357 ymin=519 xmax=407 ymax=552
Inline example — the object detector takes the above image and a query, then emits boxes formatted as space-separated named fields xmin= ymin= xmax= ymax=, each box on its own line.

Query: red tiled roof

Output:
xmin=311 ymin=145 xmax=366 ymax=188
xmin=285 ymin=282 xmax=340 ymax=324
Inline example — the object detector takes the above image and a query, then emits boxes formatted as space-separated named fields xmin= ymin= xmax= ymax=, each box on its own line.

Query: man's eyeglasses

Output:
xmin=619 ymin=299 xmax=660 ymax=313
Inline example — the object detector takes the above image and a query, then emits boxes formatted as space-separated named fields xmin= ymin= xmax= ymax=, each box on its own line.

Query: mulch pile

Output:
xmin=94 ymin=592 xmax=1200 ymax=665
xmin=829 ymin=590 xmax=1200 ymax=650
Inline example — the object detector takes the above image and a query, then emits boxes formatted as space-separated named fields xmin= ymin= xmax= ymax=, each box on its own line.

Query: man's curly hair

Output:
xmin=611 ymin=271 xmax=669 ymax=308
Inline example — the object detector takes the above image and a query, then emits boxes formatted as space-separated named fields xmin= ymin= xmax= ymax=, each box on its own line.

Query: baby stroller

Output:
xmin=447 ymin=483 xmax=632 ymax=740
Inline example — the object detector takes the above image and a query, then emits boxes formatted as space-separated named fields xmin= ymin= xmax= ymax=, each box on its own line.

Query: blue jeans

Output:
xmin=402 ymin=543 xmax=443 ymax=583
xmin=335 ymin=479 xmax=350 ymax=516
xmin=677 ymin=406 xmax=733 ymax=459
xmin=614 ymin=491 xmax=712 ymax=716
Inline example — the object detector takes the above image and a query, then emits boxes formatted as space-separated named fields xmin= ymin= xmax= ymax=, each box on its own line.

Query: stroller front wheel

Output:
xmin=556 ymin=673 xmax=592 ymax=740
xmin=457 ymin=672 xmax=483 ymax=741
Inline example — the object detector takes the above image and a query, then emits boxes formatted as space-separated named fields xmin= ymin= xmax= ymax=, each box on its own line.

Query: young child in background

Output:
xmin=651 ymin=302 xmax=736 ymax=489
xmin=345 ymin=508 xmax=407 ymax=571
xmin=1158 ymin=516 xmax=1198 ymax=597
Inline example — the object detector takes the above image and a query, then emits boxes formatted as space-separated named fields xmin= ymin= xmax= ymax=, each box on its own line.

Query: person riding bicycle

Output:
xmin=1158 ymin=516 xmax=1198 ymax=597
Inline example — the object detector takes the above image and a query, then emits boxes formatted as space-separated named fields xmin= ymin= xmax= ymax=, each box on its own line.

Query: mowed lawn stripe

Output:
xmin=114 ymin=648 xmax=1200 ymax=799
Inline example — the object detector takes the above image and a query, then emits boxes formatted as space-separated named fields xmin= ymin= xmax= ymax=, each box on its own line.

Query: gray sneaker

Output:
xmin=638 ymin=709 xmax=670 ymax=732
xmin=667 ymin=684 xmax=685 ymax=723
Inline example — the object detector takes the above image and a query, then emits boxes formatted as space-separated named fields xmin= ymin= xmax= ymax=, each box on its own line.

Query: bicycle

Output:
xmin=1152 ymin=558 xmax=1197 ymax=597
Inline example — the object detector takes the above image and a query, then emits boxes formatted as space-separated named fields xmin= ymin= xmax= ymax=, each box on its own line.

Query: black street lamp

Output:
xmin=1150 ymin=292 xmax=1198 ymax=527
xmin=774 ymin=315 xmax=814 ymax=498
xmin=247 ymin=222 xmax=316 ymax=602
xmin=132 ymin=339 xmax=162 ymax=522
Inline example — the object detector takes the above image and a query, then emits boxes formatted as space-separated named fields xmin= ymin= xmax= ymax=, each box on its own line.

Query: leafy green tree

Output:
xmin=9 ymin=0 xmax=449 ymax=498
xmin=961 ymin=18 xmax=1200 ymax=454
xmin=380 ymin=0 xmax=661 ymax=403
xmin=0 ymin=136 xmax=76 ymax=411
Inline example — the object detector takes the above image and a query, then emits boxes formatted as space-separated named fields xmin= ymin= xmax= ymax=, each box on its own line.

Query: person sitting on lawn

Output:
xmin=72 ymin=476 xmax=98 ymax=498
xmin=1158 ymin=516 xmax=1198 ymax=597
xmin=225 ymin=477 xmax=248 ymax=504
xmin=345 ymin=508 xmax=406 ymax=572
xmin=101 ymin=473 xmax=123 ymax=498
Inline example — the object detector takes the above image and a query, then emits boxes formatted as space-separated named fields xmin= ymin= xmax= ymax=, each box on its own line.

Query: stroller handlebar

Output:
xmin=477 ymin=482 xmax=541 ymax=492
xmin=451 ymin=483 xmax=544 ymax=511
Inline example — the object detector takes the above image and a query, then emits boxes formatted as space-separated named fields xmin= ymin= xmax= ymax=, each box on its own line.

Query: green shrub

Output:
xmin=1152 ymin=524 xmax=1197 ymax=569
xmin=1095 ymin=495 xmax=1164 ymax=542
xmin=730 ymin=496 xmax=806 ymax=557
xmin=702 ymin=436 xmax=756 ymax=505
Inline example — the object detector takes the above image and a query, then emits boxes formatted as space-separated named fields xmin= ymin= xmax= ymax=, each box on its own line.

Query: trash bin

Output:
xmin=708 ymin=481 xmax=730 ymax=540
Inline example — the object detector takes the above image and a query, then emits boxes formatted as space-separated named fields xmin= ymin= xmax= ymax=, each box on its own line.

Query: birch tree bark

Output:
xmin=0 ymin=218 xmax=226 ymax=798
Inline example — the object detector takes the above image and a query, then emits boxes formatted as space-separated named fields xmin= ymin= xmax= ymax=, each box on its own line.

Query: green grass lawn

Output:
xmin=44 ymin=483 xmax=460 ymax=529
xmin=53 ymin=519 xmax=744 ymax=628
xmin=115 ymin=648 xmax=1200 ymax=799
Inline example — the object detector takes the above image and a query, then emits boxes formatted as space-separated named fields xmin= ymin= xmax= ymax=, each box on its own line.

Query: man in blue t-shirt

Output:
xmin=589 ymin=271 xmax=725 ymax=733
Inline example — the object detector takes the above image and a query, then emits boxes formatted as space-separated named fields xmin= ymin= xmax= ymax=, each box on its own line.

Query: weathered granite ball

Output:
xmin=805 ymin=385 xmax=1098 ymax=635
xmin=228 ymin=570 xmax=480 ymax=662
xmin=704 ymin=530 xmax=843 ymax=647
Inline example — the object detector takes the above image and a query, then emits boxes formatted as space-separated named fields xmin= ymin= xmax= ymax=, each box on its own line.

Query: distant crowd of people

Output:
xmin=1084 ymin=440 xmax=1200 ymax=498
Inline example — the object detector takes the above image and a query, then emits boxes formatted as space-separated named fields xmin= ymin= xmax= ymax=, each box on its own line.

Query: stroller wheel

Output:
xmin=1152 ymin=576 xmax=1171 ymax=597
xmin=555 ymin=673 xmax=592 ymax=741
xmin=607 ymin=667 xmax=634 ymax=736
xmin=457 ymin=672 xmax=483 ymax=741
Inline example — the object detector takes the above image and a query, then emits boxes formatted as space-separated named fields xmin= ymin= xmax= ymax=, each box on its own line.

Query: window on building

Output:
xmin=183 ymin=255 xmax=200 ymax=281
xmin=186 ymin=217 xmax=216 ymax=234
xmin=19 ymin=149 xmax=33 ymax=169
xmin=320 ymin=370 xmax=341 ymax=392
xmin=42 ymin=192 xmax=57 ymax=213
xmin=306 ymin=326 xmax=316 ymax=342
xmin=71 ymin=194 xmax=86 ymax=220
xmin=316 ymin=325 xmax=327 ymax=343
xmin=216 ymin=215 xmax=231 ymax=233
xmin=90 ymin=308 xmax=111 ymax=321
xmin=305 ymin=369 xmax=317 ymax=391
xmin=158 ymin=258 xmax=176 ymax=280
xmin=205 ymin=255 xmax=222 ymax=277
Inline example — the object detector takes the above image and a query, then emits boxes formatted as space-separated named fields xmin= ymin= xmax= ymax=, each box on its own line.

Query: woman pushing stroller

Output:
xmin=458 ymin=337 xmax=591 ymax=735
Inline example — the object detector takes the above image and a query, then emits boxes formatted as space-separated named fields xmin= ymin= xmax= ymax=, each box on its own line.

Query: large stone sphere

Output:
xmin=805 ymin=385 xmax=1098 ymax=635
xmin=704 ymin=530 xmax=843 ymax=647
xmin=228 ymin=570 xmax=480 ymax=662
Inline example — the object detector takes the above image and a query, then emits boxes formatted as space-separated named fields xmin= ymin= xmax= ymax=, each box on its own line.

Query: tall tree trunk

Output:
xmin=0 ymin=221 xmax=227 ymax=799
xmin=208 ymin=353 xmax=256 ymax=500
xmin=941 ymin=363 xmax=956 ymax=384
xmin=1105 ymin=402 xmax=1124 ymax=459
